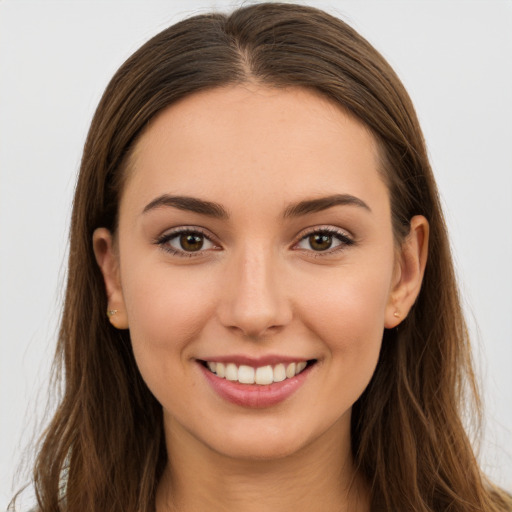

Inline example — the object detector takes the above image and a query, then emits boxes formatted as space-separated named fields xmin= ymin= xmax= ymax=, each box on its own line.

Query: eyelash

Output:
xmin=154 ymin=226 xmax=355 ymax=258
xmin=154 ymin=227 xmax=219 ymax=258
xmin=294 ymin=226 xmax=355 ymax=257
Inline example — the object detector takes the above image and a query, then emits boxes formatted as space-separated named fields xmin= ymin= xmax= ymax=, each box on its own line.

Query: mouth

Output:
xmin=200 ymin=359 xmax=317 ymax=385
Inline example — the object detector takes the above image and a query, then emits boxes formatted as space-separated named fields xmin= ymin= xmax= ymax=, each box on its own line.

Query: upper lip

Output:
xmin=197 ymin=354 xmax=314 ymax=367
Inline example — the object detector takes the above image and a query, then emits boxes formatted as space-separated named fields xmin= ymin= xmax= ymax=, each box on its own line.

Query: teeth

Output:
xmin=216 ymin=362 xmax=226 ymax=378
xmin=238 ymin=365 xmax=255 ymax=384
xmin=205 ymin=360 xmax=310 ymax=385
xmin=286 ymin=363 xmax=296 ymax=378
xmin=255 ymin=365 xmax=274 ymax=385
xmin=273 ymin=363 xmax=286 ymax=382
xmin=225 ymin=363 xmax=238 ymax=381
xmin=296 ymin=361 xmax=307 ymax=374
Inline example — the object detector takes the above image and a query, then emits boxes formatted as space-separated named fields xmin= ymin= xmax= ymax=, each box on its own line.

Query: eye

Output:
xmin=156 ymin=228 xmax=218 ymax=257
xmin=295 ymin=228 xmax=354 ymax=253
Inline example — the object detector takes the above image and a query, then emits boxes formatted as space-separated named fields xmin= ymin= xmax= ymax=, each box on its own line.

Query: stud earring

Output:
xmin=107 ymin=309 xmax=118 ymax=318
xmin=393 ymin=311 xmax=400 ymax=318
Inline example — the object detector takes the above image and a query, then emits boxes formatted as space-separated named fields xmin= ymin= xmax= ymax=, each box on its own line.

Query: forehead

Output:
xmin=121 ymin=85 xmax=388 ymax=216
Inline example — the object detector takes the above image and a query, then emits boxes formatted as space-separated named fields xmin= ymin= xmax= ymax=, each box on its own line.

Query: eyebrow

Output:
xmin=283 ymin=194 xmax=371 ymax=218
xmin=142 ymin=193 xmax=370 ymax=219
xmin=142 ymin=194 xmax=229 ymax=218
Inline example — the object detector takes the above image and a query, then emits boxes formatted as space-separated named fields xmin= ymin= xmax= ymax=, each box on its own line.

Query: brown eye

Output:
xmin=308 ymin=233 xmax=333 ymax=251
xmin=180 ymin=233 xmax=204 ymax=251
xmin=296 ymin=229 xmax=353 ymax=254
xmin=159 ymin=229 xmax=216 ymax=255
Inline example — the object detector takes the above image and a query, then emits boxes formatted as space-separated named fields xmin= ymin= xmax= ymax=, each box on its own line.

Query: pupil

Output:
xmin=310 ymin=233 xmax=332 ymax=251
xmin=180 ymin=233 xmax=203 ymax=251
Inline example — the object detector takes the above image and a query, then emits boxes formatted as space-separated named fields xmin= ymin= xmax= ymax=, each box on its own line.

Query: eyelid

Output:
xmin=153 ymin=224 xmax=355 ymax=258
xmin=292 ymin=225 xmax=355 ymax=254
xmin=154 ymin=226 xmax=221 ymax=257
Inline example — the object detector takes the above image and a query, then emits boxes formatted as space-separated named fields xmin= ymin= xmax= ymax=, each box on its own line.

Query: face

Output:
xmin=95 ymin=85 xmax=423 ymax=461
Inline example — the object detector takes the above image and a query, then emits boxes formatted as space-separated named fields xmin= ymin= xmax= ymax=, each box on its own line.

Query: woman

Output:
xmin=10 ymin=3 xmax=512 ymax=511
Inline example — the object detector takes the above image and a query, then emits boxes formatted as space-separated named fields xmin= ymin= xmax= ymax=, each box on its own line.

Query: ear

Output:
xmin=92 ymin=227 xmax=129 ymax=329
xmin=384 ymin=215 xmax=429 ymax=328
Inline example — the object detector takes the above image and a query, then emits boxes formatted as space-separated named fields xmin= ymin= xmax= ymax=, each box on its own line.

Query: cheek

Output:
xmin=298 ymin=261 xmax=393 ymax=383
xmin=120 ymin=263 xmax=217 ymax=376
xmin=302 ymin=263 xmax=391 ymax=333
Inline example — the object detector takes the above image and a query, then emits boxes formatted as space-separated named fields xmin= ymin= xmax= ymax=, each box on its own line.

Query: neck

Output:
xmin=156 ymin=416 xmax=369 ymax=512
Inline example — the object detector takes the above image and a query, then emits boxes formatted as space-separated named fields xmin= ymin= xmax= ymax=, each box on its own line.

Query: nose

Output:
xmin=217 ymin=245 xmax=293 ymax=339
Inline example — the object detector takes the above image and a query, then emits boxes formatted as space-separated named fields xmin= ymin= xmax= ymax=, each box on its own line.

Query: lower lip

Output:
xmin=199 ymin=362 xmax=313 ymax=408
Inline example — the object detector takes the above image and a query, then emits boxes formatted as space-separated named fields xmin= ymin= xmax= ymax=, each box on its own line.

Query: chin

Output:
xmin=211 ymin=433 xmax=309 ymax=462
xmin=197 ymin=412 xmax=346 ymax=463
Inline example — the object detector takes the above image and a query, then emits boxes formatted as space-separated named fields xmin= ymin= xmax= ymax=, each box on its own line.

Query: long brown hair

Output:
xmin=15 ymin=3 xmax=511 ymax=511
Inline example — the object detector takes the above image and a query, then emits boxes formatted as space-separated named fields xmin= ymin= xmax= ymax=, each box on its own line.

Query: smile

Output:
xmin=204 ymin=361 xmax=310 ymax=385
xmin=199 ymin=358 xmax=316 ymax=408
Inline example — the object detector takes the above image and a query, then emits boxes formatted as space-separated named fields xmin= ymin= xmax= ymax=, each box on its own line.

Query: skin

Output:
xmin=94 ymin=85 xmax=428 ymax=512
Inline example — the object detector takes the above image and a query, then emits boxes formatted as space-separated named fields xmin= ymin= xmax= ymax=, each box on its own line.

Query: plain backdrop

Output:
xmin=1 ymin=0 xmax=511 ymax=507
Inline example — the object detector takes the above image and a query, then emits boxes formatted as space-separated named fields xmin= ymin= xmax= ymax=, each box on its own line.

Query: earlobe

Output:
xmin=385 ymin=215 xmax=429 ymax=329
xmin=92 ymin=228 xmax=129 ymax=329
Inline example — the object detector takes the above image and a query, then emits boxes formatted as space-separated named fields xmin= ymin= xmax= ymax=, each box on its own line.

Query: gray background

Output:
xmin=1 ymin=0 xmax=511 ymax=507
